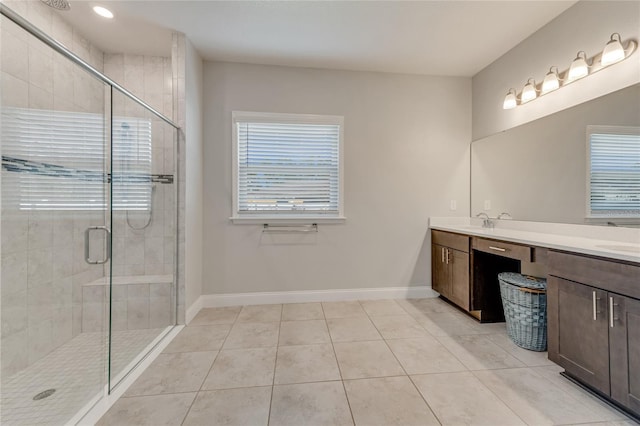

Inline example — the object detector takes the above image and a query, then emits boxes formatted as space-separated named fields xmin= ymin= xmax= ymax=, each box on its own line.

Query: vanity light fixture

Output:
xmin=503 ymin=89 xmax=517 ymax=110
xmin=601 ymin=33 xmax=625 ymax=66
xmin=93 ymin=5 xmax=113 ymax=18
xmin=567 ymin=51 xmax=589 ymax=81
xmin=502 ymin=33 xmax=637 ymax=109
xmin=541 ymin=67 xmax=560 ymax=94
xmin=521 ymin=78 xmax=538 ymax=103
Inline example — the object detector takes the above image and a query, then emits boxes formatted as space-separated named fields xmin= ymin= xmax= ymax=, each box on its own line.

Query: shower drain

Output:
xmin=33 ymin=389 xmax=56 ymax=401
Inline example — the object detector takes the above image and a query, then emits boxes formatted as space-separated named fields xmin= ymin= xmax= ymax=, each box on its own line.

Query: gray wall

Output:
xmin=184 ymin=39 xmax=204 ymax=309
xmin=472 ymin=1 xmax=640 ymax=141
xmin=202 ymin=61 xmax=471 ymax=296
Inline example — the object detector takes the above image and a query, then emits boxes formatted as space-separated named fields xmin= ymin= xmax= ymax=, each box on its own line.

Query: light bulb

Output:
xmin=601 ymin=33 xmax=625 ymax=66
xmin=93 ymin=6 xmax=114 ymax=19
xmin=568 ymin=51 xmax=589 ymax=81
xmin=521 ymin=79 xmax=537 ymax=103
xmin=503 ymin=89 xmax=517 ymax=109
xmin=541 ymin=67 xmax=560 ymax=94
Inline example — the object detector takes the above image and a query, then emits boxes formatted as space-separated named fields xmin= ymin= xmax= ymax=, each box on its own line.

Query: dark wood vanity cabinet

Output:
xmin=431 ymin=244 xmax=450 ymax=296
xmin=547 ymin=277 xmax=611 ymax=393
xmin=548 ymin=250 xmax=640 ymax=417
xmin=431 ymin=230 xmax=529 ymax=319
xmin=431 ymin=230 xmax=470 ymax=311
xmin=610 ymin=294 xmax=640 ymax=413
xmin=430 ymin=227 xmax=640 ymax=416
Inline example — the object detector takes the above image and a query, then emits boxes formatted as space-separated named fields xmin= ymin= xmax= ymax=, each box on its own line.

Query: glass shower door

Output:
xmin=107 ymin=88 xmax=177 ymax=391
xmin=0 ymin=13 xmax=111 ymax=423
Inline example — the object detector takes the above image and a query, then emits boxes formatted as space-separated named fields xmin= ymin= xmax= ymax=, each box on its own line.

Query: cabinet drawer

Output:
xmin=432 ymin=230 xmax=469 ymax=253
xmin=472 ymin=237 xmax=532 ymax=262
xmin=549 ymin=250 xmax=640 ymax=300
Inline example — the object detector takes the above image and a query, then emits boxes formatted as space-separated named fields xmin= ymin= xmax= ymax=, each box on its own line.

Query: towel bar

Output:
xmin=262 ymin=223 xmax=318 ymax=233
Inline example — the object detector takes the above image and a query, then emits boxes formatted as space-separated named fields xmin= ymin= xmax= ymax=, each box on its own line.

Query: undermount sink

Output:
xmin=595 ymin=244 xmax=640 ymax=253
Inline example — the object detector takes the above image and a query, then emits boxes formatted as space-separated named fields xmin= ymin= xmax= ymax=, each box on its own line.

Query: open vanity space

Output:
xmin=429 ymin=218 xmax=640 ymax=420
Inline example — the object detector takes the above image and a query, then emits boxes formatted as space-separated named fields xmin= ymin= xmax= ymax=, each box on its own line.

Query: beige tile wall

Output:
xmin=103 ymin=52 xmax=175 ymax=278
xmin=0 ymin=0 xmax=175 ymax=377
xmin=1 ymin=1 xmax=107 ymax=377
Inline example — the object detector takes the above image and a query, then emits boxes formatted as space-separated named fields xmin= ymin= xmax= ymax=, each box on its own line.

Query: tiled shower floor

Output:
xmin=1 ymin=328 xmax=165 ymax=426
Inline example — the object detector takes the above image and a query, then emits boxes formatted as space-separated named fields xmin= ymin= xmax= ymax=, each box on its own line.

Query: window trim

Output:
xmin=585 ymin=125 xmax=640 ymax=220
xmin=230 ymin=111 xmax=345 ymax=224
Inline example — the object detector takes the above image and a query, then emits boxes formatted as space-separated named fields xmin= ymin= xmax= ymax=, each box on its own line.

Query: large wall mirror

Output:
xmin=471 ymin=84 xmax=640 ymax=228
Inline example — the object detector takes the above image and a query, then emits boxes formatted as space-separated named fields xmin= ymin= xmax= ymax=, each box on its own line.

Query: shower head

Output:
xmin=40 ymin=0 xmax=70 ymax=11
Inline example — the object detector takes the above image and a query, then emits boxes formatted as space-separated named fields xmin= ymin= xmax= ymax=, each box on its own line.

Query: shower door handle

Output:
xmin=85 ymin=226 xmax=111 ymax=265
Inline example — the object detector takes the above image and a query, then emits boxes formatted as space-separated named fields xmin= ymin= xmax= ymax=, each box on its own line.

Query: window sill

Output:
xmin=585 ymin=216 xmax=640 ymax=226
xmin=229 ymin=216 xmax=346 ymax=225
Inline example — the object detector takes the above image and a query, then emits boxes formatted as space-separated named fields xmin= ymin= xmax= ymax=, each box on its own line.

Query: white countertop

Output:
xmin=429 ymin=217 xmax=640 ymax=264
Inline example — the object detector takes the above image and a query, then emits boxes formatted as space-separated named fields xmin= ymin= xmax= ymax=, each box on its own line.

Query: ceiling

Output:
xmin=57 ymin=0 xmax=577 ymax=77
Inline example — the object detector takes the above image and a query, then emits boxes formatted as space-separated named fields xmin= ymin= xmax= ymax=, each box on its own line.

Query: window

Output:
xmin=232 ymin=111 xmax=344 ymax=222
xmin=1 ymin=106 xmax=152 ymax=211
xmin=587 ymin=125 xmax=640 ymax=218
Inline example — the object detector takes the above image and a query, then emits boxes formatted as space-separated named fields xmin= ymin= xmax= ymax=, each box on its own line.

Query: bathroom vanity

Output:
xmin=547 ymin=251 xmax=640 ymax=415
xmin=432 ymin=228 xmax=546 ymax=322
xmin=429 ymin=219 xmax=640 ymax=418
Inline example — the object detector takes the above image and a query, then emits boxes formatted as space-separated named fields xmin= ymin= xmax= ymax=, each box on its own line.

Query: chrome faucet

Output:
xmin=475 ymin=212 xmax=494 ymax=228
xmin=497 ymin=212 xmax=512 ymax=220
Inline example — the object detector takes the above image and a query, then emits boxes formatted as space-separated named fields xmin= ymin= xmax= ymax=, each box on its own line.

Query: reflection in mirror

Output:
xmin=471 ymin=84 xmax=640 ymax=228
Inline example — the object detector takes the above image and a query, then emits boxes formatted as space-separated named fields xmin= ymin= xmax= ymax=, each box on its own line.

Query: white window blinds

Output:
xmin=588 ymin=127 xmax=640 ymax=217
xmin=1 ymin=107 xmax=152 ymax=211
xmin=234 ymin=113 xmax=342 ymax=217
xmin=112 ymin=118 xmax=153 ymax=211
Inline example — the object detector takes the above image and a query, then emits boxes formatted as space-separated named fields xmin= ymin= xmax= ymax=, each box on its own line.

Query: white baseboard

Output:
xmin=185 ymin=295 xmax=203 ymax=325
xmin=186 ymin=286 xmax=437 ymax=323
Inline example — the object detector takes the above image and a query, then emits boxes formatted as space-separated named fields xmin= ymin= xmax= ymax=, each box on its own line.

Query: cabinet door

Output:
xmin=431 ymin=244 xmax=449 ymax=298
xmin=449 ymin=249 xmax=470 ymax=311
xmin=610 ymin=294 xmax=640 ymax=414
xmin=550 ymin=277 xmax=610 ymax=394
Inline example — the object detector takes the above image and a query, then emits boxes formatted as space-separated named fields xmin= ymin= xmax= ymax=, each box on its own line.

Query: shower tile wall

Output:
xmin=1 ymin=1 xmax=175 ymax=379
xmin=102 ymin=53 xmax=175 ymax=278
xmin=1 ymin=1 xmax=108 ymax=378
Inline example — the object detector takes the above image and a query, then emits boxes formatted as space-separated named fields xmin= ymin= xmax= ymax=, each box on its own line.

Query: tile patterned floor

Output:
xmin=98 ymin=298 xmax=638 ymax=426
xmin=1 ymin=328 xmax=165 ymax=426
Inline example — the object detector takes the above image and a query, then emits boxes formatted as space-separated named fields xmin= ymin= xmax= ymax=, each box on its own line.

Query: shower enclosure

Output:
xmin=0 ymin=5 xmax=180 ymax=425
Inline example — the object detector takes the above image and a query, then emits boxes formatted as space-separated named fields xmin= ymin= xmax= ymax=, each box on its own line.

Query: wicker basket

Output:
xmin=498 ymin=272 xmax=547 ymax=352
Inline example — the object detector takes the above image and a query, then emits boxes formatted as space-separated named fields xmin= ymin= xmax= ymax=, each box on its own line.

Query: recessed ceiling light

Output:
xmin=93 ymin=6 xmax=113 ymax=19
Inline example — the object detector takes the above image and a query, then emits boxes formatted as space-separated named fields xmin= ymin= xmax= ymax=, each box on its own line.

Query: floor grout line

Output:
xmin=322 ymin=302 xmax=357 ymax=426
xmin=179 ymin=313 xmax=234 ymax=426
xmin=363 ymin=299 xmax=444 ymax=425
xmin=466 ymin=368 xmax=533 ymax=426
xmin=266 ymin=305 xmax=283 ymax=426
